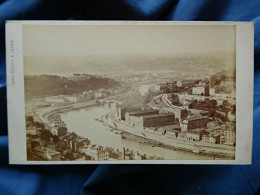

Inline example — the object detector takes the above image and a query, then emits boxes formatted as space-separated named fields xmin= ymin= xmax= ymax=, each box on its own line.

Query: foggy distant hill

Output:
xmin=23 ymin=52 xmax=235 ymax=75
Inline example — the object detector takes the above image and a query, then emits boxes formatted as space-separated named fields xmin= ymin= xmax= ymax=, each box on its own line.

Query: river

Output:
xmin=60 ymin=105 xmax=214 ymax=160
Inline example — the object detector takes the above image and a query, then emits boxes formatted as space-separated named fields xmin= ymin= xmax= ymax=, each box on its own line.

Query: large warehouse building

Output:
xmin=125 ymin=110 xmax=159 ymax=124
xmin=182 ymin=116 xmax=209 ymax=131
xmin=128 ymin=113 xmax=175 ymax=129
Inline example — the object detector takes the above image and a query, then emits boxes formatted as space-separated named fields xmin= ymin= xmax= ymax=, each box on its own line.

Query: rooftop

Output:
xmin=185 ymin=116 xmax=208 ymax=121
xmin=182 ymin=80 xmax=195 ymax=83
xmin=142 ymin=113 xmax=175 ymax=119
xmin=127 ymin=110 xmax=159 ymax=116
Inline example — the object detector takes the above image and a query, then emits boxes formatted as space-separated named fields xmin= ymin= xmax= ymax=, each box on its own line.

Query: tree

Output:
xmin=70 ymin=132 xmax=78 ymax=139
xmin=222 ymin=100 xmax=230 ymax=107
xmin=26 ymin=116 xmax=34 ymax=123
xmin=34 ymin=121 xmax=45 ymax=129
xmin=171 ymin=94 xmax=180 ymax=105
xmin=210 ymin=100 xmax=217 ymax=109
xmin=145 ymin=92 xmax=154 ymax=104
xmin=40 ymin=129 xmax=52 ymax=146
xmin=53 ymin=135 xmax=59 ymax=145
xmin=64 ymin=152 xmax=75 ymax=160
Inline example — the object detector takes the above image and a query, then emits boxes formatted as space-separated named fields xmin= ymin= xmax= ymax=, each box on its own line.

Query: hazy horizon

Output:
xmin=22 ymin=24 xmax=236 ymax=75
xmin=23 ymin=51 xmax=235 ymax=76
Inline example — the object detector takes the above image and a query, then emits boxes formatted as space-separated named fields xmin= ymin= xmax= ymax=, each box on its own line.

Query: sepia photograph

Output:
xmin=6 ymin=21 xmax=253 ymax=164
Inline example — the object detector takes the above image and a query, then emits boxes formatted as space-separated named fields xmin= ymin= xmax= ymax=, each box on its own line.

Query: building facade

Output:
xmin=125 ymin=110 xmax=159 ymax=125
xmin=182 ymin=116 xmax=209 ymax=131
xmin=192 ymin=86 xmax=205 ymax=95
xmin=82 ymin=145 xmax=109 ymax=161
xmin=128 ymin=113 xmax=175 ymax=129
xmin=186 ymin=131 xmax=203 ymax=141
xmin=117 ymin=107 xmax=143 ymax=121
xmin=202 ymin=134 xmax=220 ymax=144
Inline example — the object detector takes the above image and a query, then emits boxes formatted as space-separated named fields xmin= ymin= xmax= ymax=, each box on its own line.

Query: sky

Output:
xmin=22 ymin=23 xmax=236 ymax=75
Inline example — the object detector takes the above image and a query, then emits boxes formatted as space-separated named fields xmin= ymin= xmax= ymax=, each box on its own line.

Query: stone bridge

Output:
xmin=97 ymin=99 xmax=123 ymax=108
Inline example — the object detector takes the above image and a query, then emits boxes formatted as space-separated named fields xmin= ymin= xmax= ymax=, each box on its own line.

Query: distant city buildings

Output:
xmin=68 ymin=74 xmax=92 ymax=81
xmin=45 ymin=97 xmax=65 ymax=103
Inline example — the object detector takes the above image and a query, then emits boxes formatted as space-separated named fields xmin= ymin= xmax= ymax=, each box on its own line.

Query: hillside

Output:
xmin=24 ymin=75 xmax=121 ymax=99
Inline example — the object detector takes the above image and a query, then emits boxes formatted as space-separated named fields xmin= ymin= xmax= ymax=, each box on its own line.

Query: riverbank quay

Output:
xmin=26 ymin=99 xmax=164 ymax=161
xmin=104 ymin=110 xmax=235 ymax=159
xmin=26 ymin=96 xmax=234 ymax=160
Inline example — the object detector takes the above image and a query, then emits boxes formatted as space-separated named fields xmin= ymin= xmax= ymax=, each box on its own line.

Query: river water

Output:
xmin=60 ymin=106 xmax=214 ymax=160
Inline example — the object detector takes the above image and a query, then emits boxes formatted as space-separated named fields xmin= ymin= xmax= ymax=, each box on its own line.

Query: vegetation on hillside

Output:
xmin=24 ymin=75 xmax=121 ymax=99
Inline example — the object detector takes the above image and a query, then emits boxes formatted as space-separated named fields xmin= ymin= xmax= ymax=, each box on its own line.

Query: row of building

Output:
xmin=138 ymin=77 xmax=235 ymax=100
xmin=117 ymin=106 xmax=236 ymax=145
xmin=44 ymin=88 xmax=116 ymax=106
xmin=118 ymin=106 xmax=212 ymax=132
xmin=173 ymin=127 xmax=235 ymax=146
xmin=48 ymin=114 xmax=68 ymax=137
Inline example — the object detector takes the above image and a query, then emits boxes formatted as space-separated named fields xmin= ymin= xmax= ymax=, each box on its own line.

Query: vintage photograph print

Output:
xmin=6 ymin=21 xmax=254 ymax=164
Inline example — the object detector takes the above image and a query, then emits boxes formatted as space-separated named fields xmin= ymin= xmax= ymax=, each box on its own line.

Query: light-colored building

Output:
xmin=186 ymin=131 xmax=202 ymax=141
xmin=209 ymin=135 xmax=220 ymax=144
xmin=201 ymin=134 xmax=210 ymax=143
xmin=95 ymin=92 xmax=103 ymax=99
xmin=154 ymin=83 xmax=167 ymax=92
xmin=82 ymin=145 xmax=109 ymax=161
xmin=138 ymin=85 xmax=154 ymax=96
xmin=192 ymin=86 xmax=205 ymax=95
xmin=32 ymin=146 xmax=61 ymax=161
xmin=48 ymin=114 xmax=66 ymax=127
xmin=68 ymin=74 xmax=91 ymax=81
xmin=214 ymin=122 xmax=236 ymax=145
xmin=199 ymin=81 xmax=206 ymax=86
xmin=176 ymin=81 xmax=182 ymax=87
xmin=220 ymin=79 xmax=235 ymax=87
xmin=202 ymin=134 xmax=220 ymax=144
xmin=177 ymin=132 xmax=186 ymax=140
xmin=215 ymin=93 xmax=231 ymax=99
xmin=209 ymin=88 xmax=215 ymax=96
xmin=51 ymin=127 xmax=58 ymax=136
xmin=45 ymin=97 xmax=65 ymax=103
xmin=65 ymin=96 xmax=78 ymax=103
xmin=220 ymin=129 xmax=236 ymax=146
xmin=26 ymin=126 xmax=37 ymax=135
xmin=133 ymin=152 xmax=142 ymax=160
xmin=228 ymin=111 xmax=236 ymax=122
